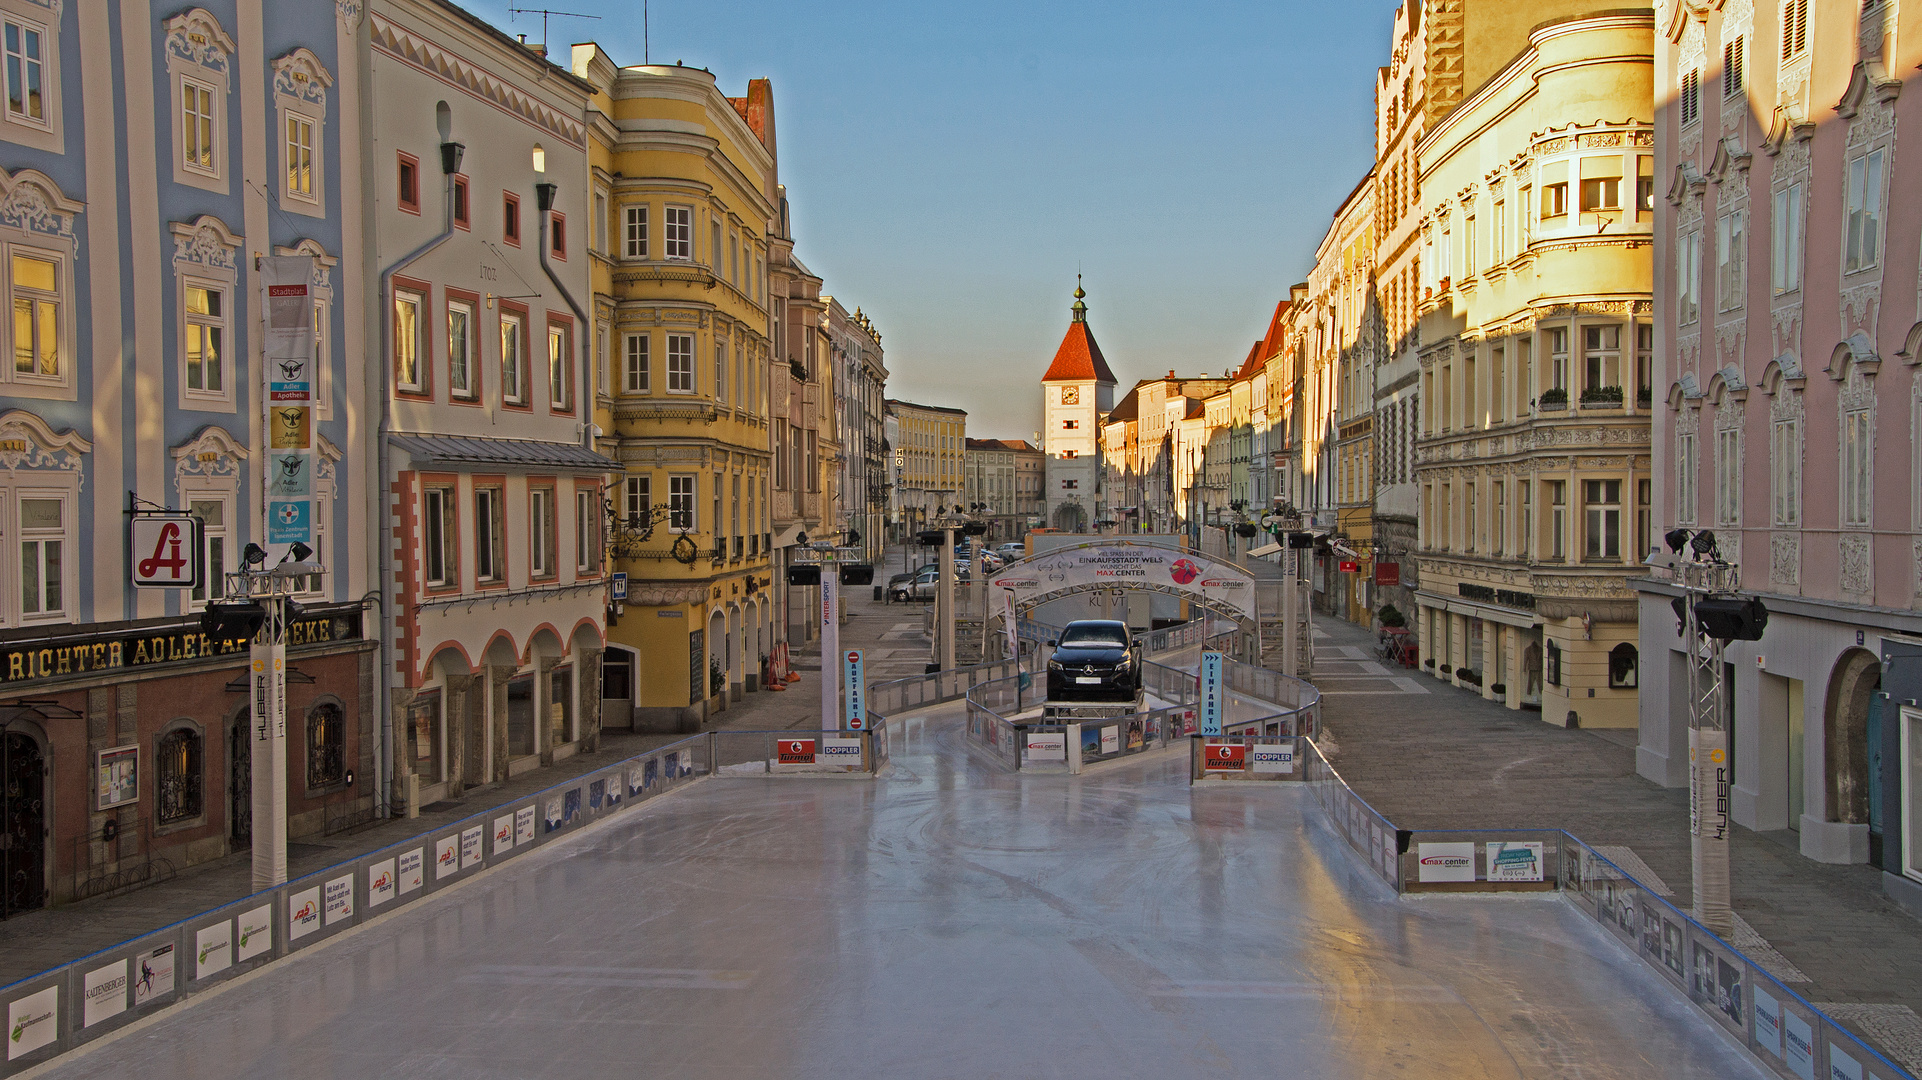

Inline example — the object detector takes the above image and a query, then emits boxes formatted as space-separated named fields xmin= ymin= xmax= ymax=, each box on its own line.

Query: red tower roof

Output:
xmin=1041 ymin=281 xmax=1117 ymax=384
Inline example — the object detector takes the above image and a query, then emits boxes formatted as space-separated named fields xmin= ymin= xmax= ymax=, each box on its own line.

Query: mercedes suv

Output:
xmin=1045 ymin=620 xmax=1141 ymax=702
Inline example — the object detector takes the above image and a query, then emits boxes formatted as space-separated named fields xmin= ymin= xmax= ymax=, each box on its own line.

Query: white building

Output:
xmin=1041 ymin=284 xmax=1115 ymax=531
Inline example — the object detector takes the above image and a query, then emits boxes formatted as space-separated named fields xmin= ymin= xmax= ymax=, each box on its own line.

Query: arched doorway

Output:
xmin=1824 ymin=649 xmax=1882 ymax=847
xmin=1521 ymin=643 xmax=1543 ymax=708
xmin=726 ymin=604 xmax=741 ymax=701
xmin=229 ymin=715 xmax=251 ymax=847
xmin=2 ymin=728 xmax=46 ymax=916
xmin=707 ymin=609 xmax=726 ymax=708
xmin=1052 ymin=503 xmax=1087 ymax=533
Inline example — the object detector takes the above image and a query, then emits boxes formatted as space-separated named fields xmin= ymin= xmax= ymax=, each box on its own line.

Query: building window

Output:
xmin=1716 ymin=427 xmax=1741 ymax=526
xmin=452 ymin=175 xmax=469 ymax=229
xmin=447 ymin=299 xmax=475 ymax=399
xmin=184 ymin=282 xmax=227 ymax=399
xmin=1547 ymin=328 xmax=1568 ymax=392
xmin=393 ymin=290 xmax=424 ymax=394
xmin=1582 ymin=325 xmax=1619 ymax=391
xmin=1546 ymin=640 xmax=1562 ymax=687
xmin=665 ymin=206 xmax=692 ymax=260
xmin=1723 ymin=35 xmax=1744 ymax=98
xmin=1549 ymin=480 xmax=1567 ymax=559
xmin=1520 ymin=482 xmax=1533 ymax=558
xmin=1493 ymin=482 xmax=1506 ymax=555
xmin=285 ymin=114 xmax=315 ymax=202
xmin=1677 ymin=229 xmax=1701 ymax=324
xmin=666 ymin=333 xmax=693 ymax=393
xmin=1845 ymin=149 xmax=1885 ymax=274
xmin=500 ymin=310 xmax=526 ymax=405
xmin=306 ymin=704 xmax=345 ymax=790
xmin=549 ymin=211 xmax=566 ymax=260
xmin=1681 ymin=68 xmax=1700 ymax=126
xmin=624 ymin=475 xmax=649 ymax=526
xmin=593 ymin=190 xmax=608 ymax=253
xmin=1542 ymin=182 xmax=1567 ymax=219
xmin=181 ymin=76 xmax=216 ymax=175
xmin=624 ymin=206 xmax=647 ymax=258
xmin=3 ymin=18 xmax=45 ymax=128
xmin=1716 ymin=210 xmax=1746 ymax=312
xmin=531 ymin=487 xmax=556 ymax=578
xmin=1579 ymin=174 xmax=1620 ymax=213
xmin=1676 ymin=429 xmax=1698 ymax=525
xmin=475 ymin=486 xmax=503 ymax=583
xmin=503 ymin=192 xmax=521 ymax=246
xmin=625 ymin=333 xmax=648 ymax=393
xmin=1062 ymin=419 xmax=1078 ymax=429
xmin=10 ymin=249 xmax=60 ymax=381
xmin=1608 ymin=643 xmax=1639 ymax=690
xmin=1772 ymin=182 xmax=1803 ymax=294
xmin=1843 ymin=407 xmax=1872 ymax=526
xmin=1584 ymin=479 xmax=1621 ymax=560
xmin=1464 ymin=483 xmax=1477 ymax=552
xmin=713 ymin=335 xmax=727 ymax=403
xmin=1636 ymin=159 xmax=1655 ymax=215
xmin=155 ymin=727 xmax=202 ymax=826
xmin=576 ymin=489 xmax=600 ymax=573
xmin=17 ymin=494 xmax=61 ymax=617
xmin=396 ymin=152 xmax=419 ymax=215
xmin=548 ymin=321 xmax=572 ymax=412
xmin=1771 ymin=415 xmax=1801 ymax=526
xmin=668 ymin=474 xmax=695 ymax=531
xmin=1635 ymin=324 xmax=1652 ymax=401
xmin=1062 ymin=479 xmax=1078 ymax=490
xmin=422 ymin=486 xmax=454 ymax=588
xmin=1781 ymin=0 xmax=1808 ymax=60
xmin=189 ymin=498 xmax=226 ymax=607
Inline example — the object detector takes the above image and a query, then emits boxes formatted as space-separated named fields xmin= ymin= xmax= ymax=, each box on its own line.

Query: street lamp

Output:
xmin=1648 ymin=528 xmax=1766 ymax=936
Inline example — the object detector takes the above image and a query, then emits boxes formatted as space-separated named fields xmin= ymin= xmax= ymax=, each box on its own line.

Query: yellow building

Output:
xmin=1412 ymin=10 xmax=1654 ymax=727
xmin=574 ymin=48 xmax=778 ymax=731
xmin=886 ymin=399 xmax=967 ymax=539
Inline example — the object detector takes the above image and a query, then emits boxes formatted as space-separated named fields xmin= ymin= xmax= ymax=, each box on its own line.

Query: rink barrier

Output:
xmin=1299 ymin=736 xmax=1918 ymax=1080
xmin=0 ymin=731 xmax=716 ymax=1075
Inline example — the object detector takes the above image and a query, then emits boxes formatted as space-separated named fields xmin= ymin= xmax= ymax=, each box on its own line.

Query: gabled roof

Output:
xmin=1257 ymin=300 xmax=1291 ymax=361
xmin=1233 ymin=339 xmax=1264 ymax=380
xmin=1104 ymin=387 xmax=1140 ymax=423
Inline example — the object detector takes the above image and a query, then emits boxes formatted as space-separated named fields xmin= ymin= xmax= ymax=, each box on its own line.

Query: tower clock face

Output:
xmin=1061 ymin=386 xmax=1079 ymax=405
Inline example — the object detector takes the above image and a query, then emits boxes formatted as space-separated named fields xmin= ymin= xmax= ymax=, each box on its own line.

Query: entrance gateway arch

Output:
xmin=986 ymin=540 xmax=1259 ymax=657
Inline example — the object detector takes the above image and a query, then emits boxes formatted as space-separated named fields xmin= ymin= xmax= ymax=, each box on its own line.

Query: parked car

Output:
xmin=1045 ymin=620 xmax=1142 ymax=703
xmin=888 ymin=564 xmax=969 ymax=602
xmin=996 ymin=542 xmax=1026 ymax=561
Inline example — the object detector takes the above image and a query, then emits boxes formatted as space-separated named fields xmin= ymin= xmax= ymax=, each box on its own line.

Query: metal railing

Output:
xmin=1296 ymin=736 xmax=1917 ymax=1080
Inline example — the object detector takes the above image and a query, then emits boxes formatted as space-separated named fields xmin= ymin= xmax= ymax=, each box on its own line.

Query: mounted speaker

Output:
xmin=786 ymin=565 xmax=822 ymax=586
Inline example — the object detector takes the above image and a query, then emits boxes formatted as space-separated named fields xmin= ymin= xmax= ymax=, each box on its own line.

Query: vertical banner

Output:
xmin=1688 ymin=726 xmax=1731 ymax=924
xmin=259 ymin=256 xmax=316 ymax=563
xmin=820 ymin=566 xmax=839 ymax=732
xmin=250 ymin=644 xmax=288 ymax=890
xmin=996 ymin=586 xmax=1018 ymax=660
xmin=843 ymin=649 xmax=864 ymax=730
xmin=1199 ymin=650 xmax=1224 ymax=736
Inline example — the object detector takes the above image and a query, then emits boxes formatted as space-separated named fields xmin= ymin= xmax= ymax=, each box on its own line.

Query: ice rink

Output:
xmin=40 ymin=706 xmax=1769 ymax=1079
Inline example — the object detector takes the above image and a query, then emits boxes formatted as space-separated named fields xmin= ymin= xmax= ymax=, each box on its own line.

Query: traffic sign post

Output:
xmin=820 ymin=555 xmax=839 ymax=732
xmin=844 ymin=649 xmax=864 ymax=729
xmin=1199 ymin=650 xmax=1224 ymax=736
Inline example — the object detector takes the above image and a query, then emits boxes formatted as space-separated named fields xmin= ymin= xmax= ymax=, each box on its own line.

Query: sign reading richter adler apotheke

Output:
xmin=0 ymin=609 xmax=363 ymax=686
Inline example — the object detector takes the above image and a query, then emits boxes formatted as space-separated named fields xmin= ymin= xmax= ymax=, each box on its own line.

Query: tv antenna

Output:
xmin=506 ymin=6 xmax=601 ymax=57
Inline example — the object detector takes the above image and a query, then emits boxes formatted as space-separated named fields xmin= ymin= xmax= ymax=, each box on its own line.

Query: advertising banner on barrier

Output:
xmin=195 ymin=921 xmax=232 ymax=980
xmin=1753 ymin=985 xmax=1783 ymax=1057
xmin=1202 ymin=742 xmax=1245 ymax=771
xmin=6 ymin=986 xmax=57 ymax=1060
xmin=1023 ymin=732 xmax=1065 ymax=763
xmin=236 ymin=905 xmax=273 ymax=962
xmin=131 ymin=944 xmax=175 ymax=1008
xmin=435 ymin=836 xmax=459 ymax=879
xmin=821 ymin=737 xmax=862 ymax=768
xmin=324 ymin=874 xmax=354 ymax=925
xmin=515 ymin=805 xmax=536 ymax=844
xmin=776 ymin=739 xmax=816 ymax=765
xmin=1485 ymin=841 xmax=1544 ymax=882
xmin=1417 ymin=842 xmax=1476 ymax=882
xmin=493 ymin=814 xmax=515 ymax=856
xmin=367 ymin=859 xmax=396 ymax=909
xmin=460 ymin=826 xmax=483 ymax=870
xmin=399 ymin=847 xmax=425 ymax=894
xmin=1782 ymin=1009 xmax=1815 ymax=1079
xmin=82 ymin=961 xmax=127 ymax=1029
xmin=294 ymin=887 xmax=326 ymax=946
xmin=1251 ymin=743 xmax=1294 ymax=773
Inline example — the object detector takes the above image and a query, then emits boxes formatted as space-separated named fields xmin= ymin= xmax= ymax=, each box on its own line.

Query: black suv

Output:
xmin=1045 ymin=620 xmax=1141 ymax=702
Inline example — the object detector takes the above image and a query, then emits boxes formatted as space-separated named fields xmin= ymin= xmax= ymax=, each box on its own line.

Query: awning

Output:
xmin=390 ymin=433 xmax=617 ymax=472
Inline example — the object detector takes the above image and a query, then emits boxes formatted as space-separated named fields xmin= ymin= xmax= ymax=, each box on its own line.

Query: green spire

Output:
xmin=1071 ymin=275 xmax=1087 ymax=323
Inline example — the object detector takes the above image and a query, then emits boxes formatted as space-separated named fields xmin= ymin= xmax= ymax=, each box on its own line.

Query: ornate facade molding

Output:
xmin=0 ymin=409 xmax=90 ymax=484
xmin=369 ymin=14 xmax=587 ymax=149
xmin=170 ymin=214 xmax=242 ymax=273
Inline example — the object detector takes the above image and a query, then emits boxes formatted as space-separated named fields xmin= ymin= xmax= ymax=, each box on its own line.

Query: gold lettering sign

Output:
xmin=0 ymin=615 xmax=357 ymax=686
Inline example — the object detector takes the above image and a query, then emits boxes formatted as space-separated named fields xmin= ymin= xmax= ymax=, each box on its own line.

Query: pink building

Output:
xmin=1642 ymin=0 xmax=1922 ymax=904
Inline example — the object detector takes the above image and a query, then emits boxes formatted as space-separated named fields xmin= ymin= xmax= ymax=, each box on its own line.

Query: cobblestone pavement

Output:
xmin=0 ymin=558 xmax=927 ymax=991
xmin=1310 ymin=611 xmax=1922 ymax=1073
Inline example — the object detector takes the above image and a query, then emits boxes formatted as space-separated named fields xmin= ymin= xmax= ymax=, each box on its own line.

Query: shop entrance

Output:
xmin=2 ymin=730 xmax=45 ymax=915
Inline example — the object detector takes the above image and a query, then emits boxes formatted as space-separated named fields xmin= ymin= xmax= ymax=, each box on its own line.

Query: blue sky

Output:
xmin=473 ymin=0 xmax=1403 ymax=440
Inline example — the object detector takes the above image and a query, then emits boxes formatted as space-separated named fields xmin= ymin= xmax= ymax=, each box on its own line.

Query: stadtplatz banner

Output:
xmin=260 ymin=256 xmax=316 ymax=562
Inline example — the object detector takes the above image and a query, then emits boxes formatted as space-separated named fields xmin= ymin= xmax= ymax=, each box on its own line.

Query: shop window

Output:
xmin=407 ymin=690 xmax=441 ymax=782
xmin=551 ymin=666 xmax=574 ymax=745
xmin=1608 ymin=643 xmax=1639 ymax=690
xmin=156 ymin=726 xmax=203 ymax=826
xmin=507 ymin=674 xmax=536 ymax=758
xmin=306 ymin=703 xmax=345 ymax=789
xmin=1545 ymin=640 xmax=1563 ymax=687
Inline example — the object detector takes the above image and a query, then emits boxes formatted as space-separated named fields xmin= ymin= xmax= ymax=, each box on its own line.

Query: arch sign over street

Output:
xmin=989 ymin=540 xmax=1257 ymax=623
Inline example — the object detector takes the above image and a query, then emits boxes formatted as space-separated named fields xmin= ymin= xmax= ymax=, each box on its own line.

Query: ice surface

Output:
xmin=43 ymin=705 xmax=1768 ymax=1079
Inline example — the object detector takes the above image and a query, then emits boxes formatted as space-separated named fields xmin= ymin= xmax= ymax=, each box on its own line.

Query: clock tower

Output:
xmin=1041 ymin=280 xmax=1116 ymax=532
